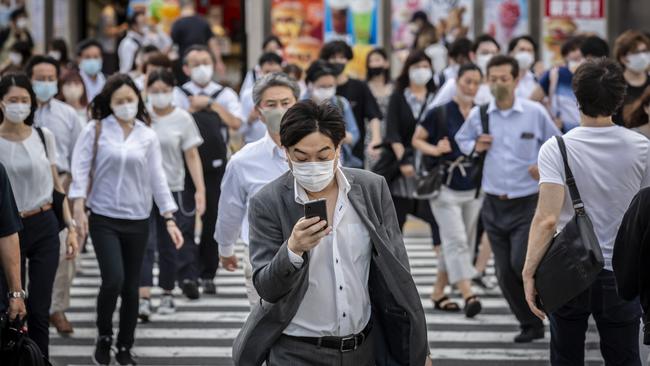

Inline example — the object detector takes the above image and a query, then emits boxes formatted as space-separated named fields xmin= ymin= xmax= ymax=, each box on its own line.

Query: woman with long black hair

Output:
xmin=69 ymin=74 xmax=183 ymax=365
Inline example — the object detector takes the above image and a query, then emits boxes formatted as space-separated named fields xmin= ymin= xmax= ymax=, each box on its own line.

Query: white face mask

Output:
xmin=112 ymin=102 xmax=139 ymax=121
xmin=3 ymin=102 xmax=31 ymax=124
xmin=8 ymin=52 xmax=22 ymax=66
xmin=191 ymin=64 xmax=214 ymax=85
xmin=149 ymin=92 xmax=173 ymax=109
xmin=514 ymin=51 xmax=535 ymax=71
xmin=16 ymin=18 xmax=28 ymax=30
xmin=409 ymin=67 xmax=432 ymax=86
xmin=62 ymin=84 xmax=84 ymax=102
xmin=48 ymin=50 xmax=61 ymax=61
xmin=424 ymin=44 xmax=448 ymax=74
xmin=312 ymin=87 xmax=336 ymax=103
xmin=568 ymin=59 xmax=584 ymax=72
xmin=476 ymin=53 xmax=494 ymax=75
xmin=626 ymin=52 xmax=650 ymax=73
xmin=290 ymin=158 xmax=336 ymax=193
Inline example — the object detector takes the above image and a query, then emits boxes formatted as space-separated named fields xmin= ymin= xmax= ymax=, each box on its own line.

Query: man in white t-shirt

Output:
xmin=523 ymin=58 xmax=650 ymax=365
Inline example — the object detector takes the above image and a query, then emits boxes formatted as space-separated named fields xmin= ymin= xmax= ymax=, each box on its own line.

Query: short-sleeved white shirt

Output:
xmin=150 ymin=107 xmax=203 ymax=192
xmin=538 ymin=125 xmax=650 ymax=270
xmin=0 ymin=127 xmax=57 ymax=212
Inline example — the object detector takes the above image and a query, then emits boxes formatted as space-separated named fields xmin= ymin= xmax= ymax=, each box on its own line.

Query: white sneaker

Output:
xmin=138 ymin=298 xmax=151 ymax=323
xmin=158 ymin=294 xmax=176 ymax=315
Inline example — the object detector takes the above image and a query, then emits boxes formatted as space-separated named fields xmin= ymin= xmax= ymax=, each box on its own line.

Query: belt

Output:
xmin=486 ymin=193 xmax=537 ymax=201
xmin=287 ymin=321 xmax=372 ymax=353
xmin=20 ymin=203 xmax=52 ymax=219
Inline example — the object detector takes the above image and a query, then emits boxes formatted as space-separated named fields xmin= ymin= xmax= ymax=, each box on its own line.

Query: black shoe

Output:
xmin=514 ymin=327 xmax=545 ymax=343
xmin=92 ymin=335 xmax=112 ymax=365
xmin=182 ymin=279 xmax=200 ymax=300
xmin=115 ymin=344 xmax=137 ymax=365
xmin=464 ymin=295 xmax=482 ymax=318
xmin=201 ymin=278 xmax=217 ymax=295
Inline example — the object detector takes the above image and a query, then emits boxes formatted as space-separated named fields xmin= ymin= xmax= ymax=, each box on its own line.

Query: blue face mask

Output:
xmin=80 ymin=58 xmax=102 ymax=76
xmin=32 ymin=81 xmax=58 ymax=102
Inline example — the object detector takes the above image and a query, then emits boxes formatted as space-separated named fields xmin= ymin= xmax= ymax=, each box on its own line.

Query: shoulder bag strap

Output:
xmin=86 ymin=121 xmax=102 ymax=198
xmin=35 ymin=127 xmax=48 ymax=157
xmin=555 ymin=135 xmax=584 ymax=212
xmin=479 ymin=104 xmax=489 ymax=134
xmin=415 ymin=91 xmax=431 ymax=123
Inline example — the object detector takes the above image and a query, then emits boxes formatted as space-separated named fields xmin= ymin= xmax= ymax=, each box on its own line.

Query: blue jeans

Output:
xmin=549 ymin=270 xmax=642 ymax=365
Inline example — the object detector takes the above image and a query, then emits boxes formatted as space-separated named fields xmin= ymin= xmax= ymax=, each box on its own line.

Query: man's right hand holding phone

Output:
xmin=288 ymin=216 xmax=332 ymax=257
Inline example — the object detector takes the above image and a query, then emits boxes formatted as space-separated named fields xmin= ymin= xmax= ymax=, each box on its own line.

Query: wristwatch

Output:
xmin=7 ymin=290 xmax=26 ymax=300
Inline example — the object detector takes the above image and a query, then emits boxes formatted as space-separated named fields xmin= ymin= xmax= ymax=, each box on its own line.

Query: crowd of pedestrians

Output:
xmin=0 ymin=3 xmax=649 ymax=366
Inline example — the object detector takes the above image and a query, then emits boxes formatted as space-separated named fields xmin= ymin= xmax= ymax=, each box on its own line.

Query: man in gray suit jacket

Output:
xmin=232 ymin=100 xmax=431 ymax=365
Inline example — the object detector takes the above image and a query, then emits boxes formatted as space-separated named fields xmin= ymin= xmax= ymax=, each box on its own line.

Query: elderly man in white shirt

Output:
xmin=215 ymin=72 xmax=299 ymax=306
xmin=27 ymin=55 xmax=84 ymax=335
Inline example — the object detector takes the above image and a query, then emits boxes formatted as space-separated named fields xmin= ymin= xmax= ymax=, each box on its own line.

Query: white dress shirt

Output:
xmin=34 ymin=98 xmax=84 ymax=173
xmin=215 ymin=133 xmax=287 ymax=257
xmin=239 ymin=88 xmax=268 ymax=143
xmin=175 ymin=81 xmax=244 ymax=121
xmin=0 ymin=127 xmax=56 ymax=212
xmin=431 ymin=78 xmax=493 ymax=108
xmin=80 ymin=71 xmax=106 ymax=102
xmin=285 ymin=168 xmax=372 ymax=337
xmin=515 ymin=70 xmax=537 ymax=99
xmin=118 ymin=30 xmax=151 ymax=74
xmin=69 ymin=115 xmax=177 ymax=220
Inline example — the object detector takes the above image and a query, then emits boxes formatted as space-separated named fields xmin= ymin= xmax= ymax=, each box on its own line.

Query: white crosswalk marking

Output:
xmin=49 ymin=238 xmax=602 ymax=366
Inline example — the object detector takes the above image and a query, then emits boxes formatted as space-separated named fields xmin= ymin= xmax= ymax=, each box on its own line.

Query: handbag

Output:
xmin=413 ymin=104 xmax=448 ymax=200
xmin=370 ymin=142 xmax=400 ymax=183
xmin=534 ymin=136 xmax=604 ymax=313
xmin=0 ymin=314 xmax=53 ymax=366
xmin=35 ymin=127 xmax=66 ymax=232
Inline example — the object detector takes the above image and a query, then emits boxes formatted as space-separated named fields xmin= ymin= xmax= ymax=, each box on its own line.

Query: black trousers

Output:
xmin=90 ymin=213 xmax=148 ymax=348
xmin=0 ymin=210 xmax=60 ymax=358
xmin=198 ymin=174 xmax=221 ymax=280
xmin=392 ymin=196 xmax=441 ymax=245
xmin=481 ymin=193 xmax=543 ymax=330
xmin=549 ymin=270 xmax=642 ymax=365
xmin=140 ymin=191 xmax=197 ymax=290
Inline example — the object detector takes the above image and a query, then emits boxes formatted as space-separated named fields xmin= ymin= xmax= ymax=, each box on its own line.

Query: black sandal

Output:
xmin=464 ymin=295 xmax=482 ymax=318
xmin=432 ymin=295 xmax=461 ymax=312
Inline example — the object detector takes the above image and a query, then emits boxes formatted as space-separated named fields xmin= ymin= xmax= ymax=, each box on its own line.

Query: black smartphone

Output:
xmin=303 ymin=198 xmax=328 ymax=229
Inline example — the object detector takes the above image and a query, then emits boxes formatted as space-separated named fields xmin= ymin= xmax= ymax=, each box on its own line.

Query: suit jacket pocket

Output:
xmin=381 ymin=307 xmax=411 ymax=365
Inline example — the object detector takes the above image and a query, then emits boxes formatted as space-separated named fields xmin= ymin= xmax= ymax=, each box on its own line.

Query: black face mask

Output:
xmin=330 ymin=62 xmax=346 ymax=76
xmin=366 ymin=67 xmax=386 ymax=78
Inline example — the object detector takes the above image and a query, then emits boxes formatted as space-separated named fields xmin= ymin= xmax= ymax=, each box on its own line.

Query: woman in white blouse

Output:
xmin=138 ymin=69 xmax=205 ymax=319
xmin=69 ymin=74 xmax=183 ymax=366
xmin=0 ymin=73 xmax=77 ymax=359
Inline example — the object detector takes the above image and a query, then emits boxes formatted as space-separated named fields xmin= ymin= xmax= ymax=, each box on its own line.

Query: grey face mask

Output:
xmin=260 ymin=107 xmax=288 ymax=134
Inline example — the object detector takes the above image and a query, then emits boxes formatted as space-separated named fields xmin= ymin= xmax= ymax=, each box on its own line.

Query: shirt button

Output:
xmin=339 ymin=285 xmax=343 ymax=290
xmin=343 ymin=313 xmax=346 ymax=317
xmin=336 ymin=258 xmax=339 ymax=263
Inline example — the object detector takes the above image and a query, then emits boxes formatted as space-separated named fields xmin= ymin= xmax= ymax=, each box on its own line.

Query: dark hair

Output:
xmin=472 ymin=34 xmax=500 ymax=54
xmin=625 ymin=86 xmax=650 ymax=128
xmin=140 ymin=44 xmax=159 ymax=56
xmin=89 ymin=74 xmax=150 ymax=125
xmin=365 ymin=48 xmax=390 ymax=82
xmin=305 ymin=59 xmax=337 ymax=83
xmin=25 ymin=55 xmax=60 ymax=78
xmin=486 ymin=54 xmax=519 ymax=78
xmin=10 ymin=7 xmax=26 ymax=21
xmin=0 ymin=73 xmax=37 ymax=125
xmin=57 ymin=69 xmax=88 ymax=106
xmin=319 ymin=40 xmax=353 ymax=61
xmin=147 ymin=69 xmax=176 ymax=88
xmin=76 ymin=38 xmax=104 ymax=56
xmin=283 ymin=63 xmax=303 ymax=81
xmin=10 ymin=41 xmax=31 ymax=65
xmin=458 ymin=63 xmax=482 ymax=79
xmin=280 ymin=99 xmax=347 ymax=148
xmin=396 ymin=49 xmax=435 ymax=92
xmin=560 ymin=36 xmax=586 ymax=57
xmin=572 ymin=58 xmax=626 ymax=118
xmin=580 ymin=36 xmax=609 ymax=58
xmin=262 ymin=35 xmax=283 ymax=50
xmin=508 ymin=35 xmax=537 ymax=55
xmin=614 ymin=30 xmax=650 ymax=65
xmin=410 ymin=10 xmax=428 ymax=24
xmin=143 ymin=52 xmax=172 ymax=74
xmin=258 ymin=52 xmax=283 ymax=67
xmin=448 ymin=37 xmax=472 ymax=61
xmin=182 ymin=44 xmax=215 ymax=64
xmin=128 ymin=10 xmax=145 ymax=28
xmin=49 ymin=38 xmax=70 ymax=64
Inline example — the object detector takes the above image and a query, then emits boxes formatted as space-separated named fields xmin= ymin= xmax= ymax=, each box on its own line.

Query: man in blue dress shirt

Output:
xmin=456 ymin=55 xmax=561 ymax=343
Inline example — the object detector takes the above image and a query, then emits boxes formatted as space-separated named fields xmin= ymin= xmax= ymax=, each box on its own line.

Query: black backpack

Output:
xmin=180 ymin=86 xmax=229 ymax=177
xmin=0 ymin=314 xmax=52 ymax=366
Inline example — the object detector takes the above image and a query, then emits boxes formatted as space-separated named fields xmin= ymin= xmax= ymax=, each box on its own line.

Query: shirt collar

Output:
xmin=104 ymin=114 xmax=145 ymax=129
xmin=127 ymin=30 xmax=144 ymax=42
xmin=261 ymin=132 xmax=285 ymax=160
xmin=187 ymin=81 xmax=220 ymax=95
xmin=487 ymin=96 xmax=524 ymax=114
xmin=293 ymin=166 xmax=350 ymax=205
